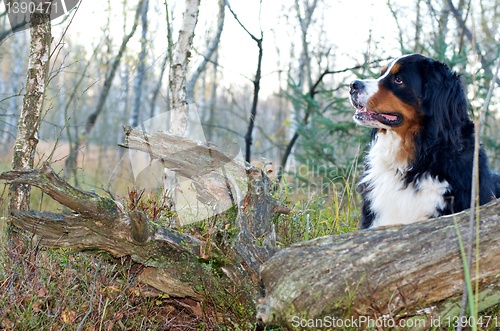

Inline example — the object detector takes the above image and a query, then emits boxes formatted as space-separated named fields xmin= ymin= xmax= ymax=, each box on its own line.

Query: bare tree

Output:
xmin=149 ymin=52 xmax=169 ymax=119
xmin=275 ymin=0 xmax=319 ymax=183
xmin=227 ymin=2 xmax=264 ymax=163
xmin=447 ymin=0 xmax=500 ymax=86
xmin=0 ymin=33 xmax=26 ymax=148
xmin=65 ymin=0 xmax=145 ymax=177
xmin=187 ymin=0 xmax=226 ymax=105
xmin=130 ymin=0 xmax=149 ymax=128
xmin=169 ymin=0 xmax=201 ymax=135
xmin=9 ymin=2 xmax=52 ymax=212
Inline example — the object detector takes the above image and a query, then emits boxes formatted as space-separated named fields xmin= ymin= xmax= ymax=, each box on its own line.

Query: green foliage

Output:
xmin=286 ymin=77 xmax=369 ymax=187
xmin=273 ymin=175 xmax=359 ymax=246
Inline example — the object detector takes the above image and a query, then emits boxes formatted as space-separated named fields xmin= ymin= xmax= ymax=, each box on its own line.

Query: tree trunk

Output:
xmin=276 ymin=0 xmax=318 ymax=184
xmin=9 ymin=2 xmax=52 ymax=212
xmin=446 ymin=0 xmax=500 ymax=86
xmin=68 ymin=0 xmax=144 ymax=171
xmin=226 ymin=4 xmax=264 ymax=164
xmin=149 ymin=52 xmax=169 ymax=119
xmin=258 ymin=204 xmax=500 ymax=329
xmin=186 ymin=0 xmax=225 ymax=105
xmin=169 ymin=0 xmax=201 ymax=135
xmin=85 ymin=0 xmax=144 ymax=135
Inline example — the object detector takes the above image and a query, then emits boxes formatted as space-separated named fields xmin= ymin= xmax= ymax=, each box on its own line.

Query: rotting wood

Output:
xmin=257 ymin=201 xmax=500 ymax=329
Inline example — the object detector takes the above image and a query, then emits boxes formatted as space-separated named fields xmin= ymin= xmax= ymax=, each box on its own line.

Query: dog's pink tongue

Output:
xmin=379 ymin=113 xmax=398 ymax=121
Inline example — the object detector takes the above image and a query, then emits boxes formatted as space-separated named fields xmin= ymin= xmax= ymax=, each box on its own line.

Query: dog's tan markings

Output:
xmin=367 ymin=86 xmax=424 ymax=165
xmin=380 ymin=65 xmax=388 ymax=76
xmin=389 ymin=63 xmax=401 ymax=74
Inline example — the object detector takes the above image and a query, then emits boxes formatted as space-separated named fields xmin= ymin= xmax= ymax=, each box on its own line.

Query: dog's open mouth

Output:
xmin=353 ymin=103 xmax=402 ymax=126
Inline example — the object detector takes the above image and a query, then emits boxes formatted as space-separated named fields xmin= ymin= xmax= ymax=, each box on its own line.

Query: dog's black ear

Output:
xmin=420 ymin=59 xmax=471 ymax=143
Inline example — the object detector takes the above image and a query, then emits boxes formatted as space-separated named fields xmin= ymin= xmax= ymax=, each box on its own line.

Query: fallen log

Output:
xmin=258 ymin=201 xmax=500 ymax=329
xmin=0 ymin=127 xmax=285 ymax=308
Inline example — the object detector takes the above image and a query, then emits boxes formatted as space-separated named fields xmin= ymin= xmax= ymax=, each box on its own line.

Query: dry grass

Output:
xmin=0 ymin=236 xmax=211 ymax=330
xmin=0 ymin=144 xmax=238 ymax=330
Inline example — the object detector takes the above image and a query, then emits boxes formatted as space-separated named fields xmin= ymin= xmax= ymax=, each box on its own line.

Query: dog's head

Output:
xmin=349 ymin=54 xmax=470 ymax=142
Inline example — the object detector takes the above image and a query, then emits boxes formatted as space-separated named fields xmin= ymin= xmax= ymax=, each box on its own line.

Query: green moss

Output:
xmin=96 ymin=197 xmax=119 ymax=216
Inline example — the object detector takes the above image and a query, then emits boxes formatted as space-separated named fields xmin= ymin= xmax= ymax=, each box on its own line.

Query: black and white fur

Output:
xmin=349 ymin=54 xmax=500 ymax=229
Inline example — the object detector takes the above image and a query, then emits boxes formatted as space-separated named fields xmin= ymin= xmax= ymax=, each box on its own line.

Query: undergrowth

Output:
xmin=1 ymin=167 xmax=499 ymax=330
xmin=272 ymin=175 xmax=359 ymax=245
xmin=0 ymin=237 xmax=206 ymax=330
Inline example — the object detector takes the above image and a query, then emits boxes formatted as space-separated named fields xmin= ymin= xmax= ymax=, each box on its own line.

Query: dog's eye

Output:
xmin=394 ymin=76 xmax=403 ymax=85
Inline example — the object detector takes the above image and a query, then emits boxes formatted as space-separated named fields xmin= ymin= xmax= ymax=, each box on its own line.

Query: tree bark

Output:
xmin=258 ymin=203 xmax=500 ymax=328
xmin=169 ymin=0 xmax=201 ymax=135
xmin=9 ymin=2 xmax=52 ymax=212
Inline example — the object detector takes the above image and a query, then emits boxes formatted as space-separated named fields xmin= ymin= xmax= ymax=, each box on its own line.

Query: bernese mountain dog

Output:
xmin=349 ymin=53 xmax=500 ymax=229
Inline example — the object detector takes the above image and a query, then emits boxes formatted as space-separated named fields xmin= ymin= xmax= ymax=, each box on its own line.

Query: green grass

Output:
xmin=272 ymin=175 xmax=359 ymax=246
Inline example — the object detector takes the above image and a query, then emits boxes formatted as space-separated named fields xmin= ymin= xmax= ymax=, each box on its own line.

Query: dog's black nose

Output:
xmin=350 ymin=80 xmax=365 ymax=95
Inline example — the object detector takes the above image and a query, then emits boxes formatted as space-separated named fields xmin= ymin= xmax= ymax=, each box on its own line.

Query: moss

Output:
xmin=96 ymin=197 xmax=119 ymax=217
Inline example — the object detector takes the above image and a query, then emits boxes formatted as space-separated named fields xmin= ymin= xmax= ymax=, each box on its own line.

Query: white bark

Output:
xmin=9 ymin=4 xmax=52 ymax=211
xmin=169 ymin=0 xmax=201 ymax=136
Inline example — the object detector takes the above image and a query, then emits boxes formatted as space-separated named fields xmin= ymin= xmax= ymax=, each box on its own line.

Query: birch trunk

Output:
xmin=169 ymin=0 xmax=200 ymax=135
xmin=9 ymin=3 xmax=52 ymax=212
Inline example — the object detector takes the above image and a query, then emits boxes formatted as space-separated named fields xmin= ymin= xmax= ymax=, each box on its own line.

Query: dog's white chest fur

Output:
xmin=361 ymin=131 xmax=450 ymax=227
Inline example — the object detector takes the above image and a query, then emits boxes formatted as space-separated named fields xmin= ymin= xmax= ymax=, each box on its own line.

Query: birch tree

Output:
xmin=9 ymin=2 xmax=52 ymax=213
xmin=169 ymin=0 xmax=201 ymax=135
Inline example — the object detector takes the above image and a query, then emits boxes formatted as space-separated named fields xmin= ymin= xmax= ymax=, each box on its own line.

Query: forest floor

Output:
xmin=0 ymin=143 xmax=499 ymax=330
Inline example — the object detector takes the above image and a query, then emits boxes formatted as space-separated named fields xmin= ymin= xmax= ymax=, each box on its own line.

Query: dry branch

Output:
xmin=1 ymin=163 xmax=206 ymax=298
xmin=1 ymin=128 xmax=283 ymax=304
xmin=258 ymin=201 xmax=500 ymax=328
